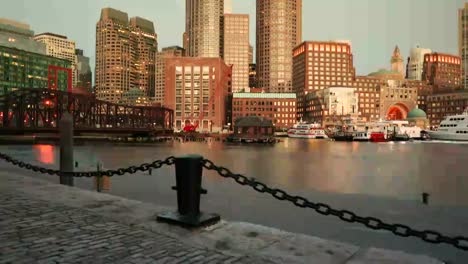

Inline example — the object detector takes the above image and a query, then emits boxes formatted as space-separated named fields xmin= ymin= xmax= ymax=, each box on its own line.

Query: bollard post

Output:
xmin=157 ymin=155 xmax=220 ymax=228
xmin=59 ymin=112 xmax=74 ymax=186
xmin=422 ymin=192 xmax=429 ymax=205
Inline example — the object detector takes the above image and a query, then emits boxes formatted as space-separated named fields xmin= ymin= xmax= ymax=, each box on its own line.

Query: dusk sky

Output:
xmin=1 ymin=0 xmax=464 ymax=77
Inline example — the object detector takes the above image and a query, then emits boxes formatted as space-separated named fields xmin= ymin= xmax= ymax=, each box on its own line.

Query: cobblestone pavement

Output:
xmin=0 ymin=191 xmax=271 ymax=264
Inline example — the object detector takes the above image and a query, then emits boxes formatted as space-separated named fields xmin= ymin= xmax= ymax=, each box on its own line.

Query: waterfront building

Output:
xmin=185 ymin=0 xmax=223 ymax=57
xmin=303 ymin=87 xmax=358 ymax=127
xmin=406 ymin=45 xmax=432 ymax=81
xmin=0 ymin=19 xmax=46 ymax=54
xmin=75 ymin=49 xmax=92 ymax=93
xmin=233 ymin=116 xmax=274 ymax=137
xmin=422 ymin=52 xmax=462 ymax=94
xmin=95 ymin=8 xmax=157 ymax=104
xmin=232 ymin=93 xmax=296 ymax=129
xmin=390 ymin=45 xmax=405 ymax=78
xmin=459 ymin=3 xmax=468 ymax=89
xmin=164 ymin=57 xmax=232 ymax=132
xmin=249 ymin=63 xmax=257 ymax=89
xmin=222 ymin=14 xmax=249 ymax=93
xmin=293 ymin=41 xmax=356 ymax=118
xmin=426 ymin=91 xmax=468 ymax=126
xmin=256 ymin=0 xmax=302 ymax=92
xmin=0 ymin=45 xmax=71 ymax=95
xmin=34 ymin=33 xmax=78 ymax=87
xmin=155 ymin=46 xmax=185 ymax=104
xmin=248 ymin=44 xmax=253 ymax=64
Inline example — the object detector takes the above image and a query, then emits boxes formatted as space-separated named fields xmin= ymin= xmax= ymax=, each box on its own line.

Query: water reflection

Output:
xmin=33 ymin=145 xmax=55 ymax=165
xmin=3 ymin=139 xmax=468 ymax=206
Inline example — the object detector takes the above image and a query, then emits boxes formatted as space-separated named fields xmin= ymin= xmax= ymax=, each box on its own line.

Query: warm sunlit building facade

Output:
xmin=222 ymin=14 xmax=249 ymax=93
xmin=426 ymin=91 xmax=468 ymax=126
xmin=155 ymin=46 xmax=185 ymax=104
xmin=34 ymin=33 xmax=78 ymax=87
xmin=459 ymin=3 xmax=468 ymax=89
xmin=95 ymin=8 xmax=157 ymax=103
xmin=256 ymin=0 xmax=302 ymax=92
xmin=164 ymin=57 xmax=232 ymax=132
xmin=185 ymin=0 xmax=223 ymax=58
xmin=232 ymin=93 xmax=297 ymax=129
xmin=293 ymin=41 xmax=356 ymax=119
xmin=422 ymin=52 xmax=462 ymax=93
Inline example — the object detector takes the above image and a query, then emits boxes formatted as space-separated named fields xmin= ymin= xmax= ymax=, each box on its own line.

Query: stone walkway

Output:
xmin=0 ymin=191 xmax=270 ymax=264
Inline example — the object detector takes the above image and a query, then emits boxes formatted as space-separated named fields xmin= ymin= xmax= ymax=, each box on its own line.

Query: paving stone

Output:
xmin=0 ymin=191 xmax=272 ymax=264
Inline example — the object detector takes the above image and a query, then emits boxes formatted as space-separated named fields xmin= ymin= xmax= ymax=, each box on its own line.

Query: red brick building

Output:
xmin=232 ymin=93 xmax=297 ymax=129
xmin=164 ymin=57 xmax=232 ymax=132
xmin=422 ymin=53 xmax=462 ymax=93
xmin=292 ymin=41 xmax=356 ymax=120
xmin=426 ymin=91 xmax=468 ymax=126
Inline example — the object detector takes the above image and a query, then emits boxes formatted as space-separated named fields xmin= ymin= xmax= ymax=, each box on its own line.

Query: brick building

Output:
xmin=422 ymin=53 xmax=462 ymax=93
xmin=164 ymin=57 xmax=232 ymax=132
xmin=426 ymin=91 xmax=468 ymax=126
xmin=155 ymin=46 xmax=184 ymax=104
xmin=293 ymin=41 xmax=356 ymax=119
xmin=232 ymin=93 xmax=296 ymax=129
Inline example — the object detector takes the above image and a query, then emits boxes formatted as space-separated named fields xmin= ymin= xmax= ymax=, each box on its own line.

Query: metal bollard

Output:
xmin=157 ymin=155 xmax=220 ymax=228
xmin=422 ymin=192 xmax=429 ymax=205
xmin=59 ymin=113 xmax=74 ymax=186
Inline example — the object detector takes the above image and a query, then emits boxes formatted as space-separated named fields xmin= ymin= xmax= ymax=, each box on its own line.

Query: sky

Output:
xmin=0 ymin=0 xmax=464 ymax=77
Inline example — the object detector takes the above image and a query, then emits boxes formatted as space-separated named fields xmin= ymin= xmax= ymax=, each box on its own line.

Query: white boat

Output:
xmin=288 ymin=122 xmax=329 ymax=139
xmin=427 ymin=109 xmax=468 ymax=141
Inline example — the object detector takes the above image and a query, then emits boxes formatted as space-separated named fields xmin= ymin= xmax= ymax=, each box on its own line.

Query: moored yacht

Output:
xmin=288 ymin=122 xmax=329 ymax=139
xmin=427 ymin=109 xmax=468 ymax=141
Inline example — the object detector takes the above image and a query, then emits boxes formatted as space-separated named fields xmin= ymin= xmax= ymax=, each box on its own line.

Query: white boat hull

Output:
xmin=288 ymin=134 xmax=328 ymax=139
xmin=427 ymin=131 xmax=468 ymax=141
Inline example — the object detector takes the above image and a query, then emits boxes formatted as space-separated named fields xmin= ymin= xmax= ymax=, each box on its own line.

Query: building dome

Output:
xmin=407 ymin=108 xmax=427 ymax=119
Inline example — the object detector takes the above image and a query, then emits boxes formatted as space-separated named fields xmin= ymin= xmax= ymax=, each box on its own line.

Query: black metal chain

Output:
xmin=201 ymin=158 xmax=468 ymax=251
xmin=0 ymin=152 xmax=175 ymax=178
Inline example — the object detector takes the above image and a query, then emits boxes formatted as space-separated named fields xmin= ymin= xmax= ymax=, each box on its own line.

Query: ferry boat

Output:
xmin=427 ymin=109 xmax=468 ymax=141
xmin=288 ymin=122 xmax=329 ymax=139
xmin=353 ymin=131 xmax=371 ymax=141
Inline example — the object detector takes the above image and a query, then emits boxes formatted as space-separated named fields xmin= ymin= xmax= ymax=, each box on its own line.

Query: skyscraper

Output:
xmin=256 ymin=0 xmax=302 ymax=93
xmin=95 ymin=8 xmax=157 ymax=103
xmin=34 ymin=33 xmax=78 ymax=87
xmin=130 ymin=17 xmax=158 ymax=97
xmin=75 ymin=49 xmax=92 ymax=93
xmin=185 ymin=0 xmax=224 ymax=57
xmin=406 ymin=46 xmax=431 ymax=81
xmin=222 ymin=14 xmax=249 ymax=92
xmin=459 ymin=3 xmax=468 ymax=89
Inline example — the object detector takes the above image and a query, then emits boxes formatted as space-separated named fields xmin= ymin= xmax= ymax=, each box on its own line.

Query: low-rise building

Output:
xmin=426 ymin=91 xmax=468 ymax=126
xmin=232 ymin=93 xmax=296 ymax=129
xmin=164 ymin=57 xmax=232 ymax=132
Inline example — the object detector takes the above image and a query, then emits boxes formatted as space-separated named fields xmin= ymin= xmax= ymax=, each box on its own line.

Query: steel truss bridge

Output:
xmin=0 ymin=88 xmax=173 ymax=135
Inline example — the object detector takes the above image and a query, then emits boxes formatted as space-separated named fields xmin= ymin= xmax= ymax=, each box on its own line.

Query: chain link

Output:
xmin=0 ymin=152 xmax=175 ymax=178
xmin=201 ymin=158 xmax=468 ymax=251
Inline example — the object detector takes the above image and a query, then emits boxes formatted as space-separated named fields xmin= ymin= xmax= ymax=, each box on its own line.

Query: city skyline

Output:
xmin=0 ymin=0 xmax=464 ymax=78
